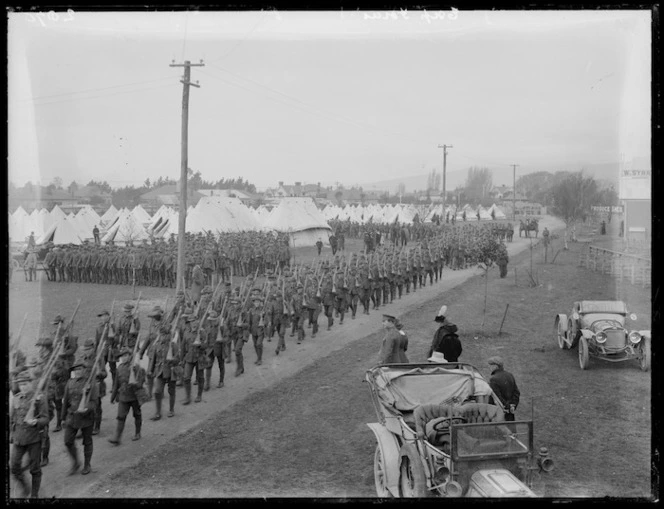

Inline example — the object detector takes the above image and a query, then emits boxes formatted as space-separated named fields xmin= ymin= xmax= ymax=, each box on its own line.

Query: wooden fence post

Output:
xmin=499 ymin=303 xmax=510 ymax=335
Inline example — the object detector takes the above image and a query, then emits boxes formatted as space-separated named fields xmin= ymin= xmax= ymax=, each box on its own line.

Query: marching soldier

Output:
xmin=62 ymin=362 xmax=98 ymax=475
xmin=117 ymin=303 xmax=141 ymax=351
xmin=334 ymin=269 xmax=348 ymax=325
xmin=206 ymin=310 xmax=225 ymax=389
xmin=291 ymin=283 xmax=306 ymax=344
xmin=305 ymin=272 xmax=322 ymax=337
xmin=321 ymin=266 xmax=335 ymax=331
xmin=139 ymin=305 xmax=166 ymax=400
xmin=180 ymin=314 xmax=208 ymax=403
xmin=108 ymin=348 xmax=146 ymax=444
xmin=149 ymin=319 xmax=179 ymax=419
xmin=272 ymin=286 xmax=289 ymax=355
xmin=10 ymin=371 xmax=49 ymax=497
xmin=248 ymin=295 xmax=266 ymax=365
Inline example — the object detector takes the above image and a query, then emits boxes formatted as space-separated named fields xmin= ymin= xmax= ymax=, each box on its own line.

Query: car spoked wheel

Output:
xmin=399 ymin=458 xmax=417 ymax=497
xmin=568 ymin=319 xmax=579 ymax=348
xmin=398 ymin=445 xmax=429 ymax=498
xmin=639 ymin=336 xmax=651 ymax=372
xmin=578 ymin=337 xmax=590 ymax=370
xmin=374 ymin=445 xmax=392 ymax=497
xmin=555 ymin=317 xmax=568 ymax=350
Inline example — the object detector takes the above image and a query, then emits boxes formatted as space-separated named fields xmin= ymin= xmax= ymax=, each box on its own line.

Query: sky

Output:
xmin=8 ymin=9 xmax=651 ymax=192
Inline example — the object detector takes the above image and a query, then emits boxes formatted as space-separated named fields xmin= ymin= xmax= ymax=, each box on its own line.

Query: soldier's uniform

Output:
xmin=334 ymin=270 xmax=348 ymax=324
xmin=291 ymin=285 xmax=306 ymax=344
xmin=62 ymin=363 xmax=98 ymax=475
xmin=272 ymin=289 xmax=289 ymax=355
xmin=321 ymin=269 xmax=336 ymax=330
xmin=10 ymin=372 xmax=49 ymax=498
xmin=139 ymin=306 xmax=166 ymax=400
xmin=247 ymin=296 xmax=266 ymax=365
xmin=371 ymin=261 xmax=381 ymax=309
xmin=180 ymin=318 xmax=209 ymax=403
xmin=108 ymin=348 xmax=146 ymax=445
xmin=150 ymin=322 xmax=179 ymax=419
xmin=44 ymin=248 xmax=56 ymax=282
xmin=305 ymin=274 xmax=322 ymax=336
xmin=117 ymin=303 xmax=140 ymax=352
xmin=206 ymin=311 xmax=225 ymax=389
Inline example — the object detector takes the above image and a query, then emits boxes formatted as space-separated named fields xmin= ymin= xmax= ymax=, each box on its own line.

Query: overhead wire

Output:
xmin=204 ymin=62 xmax=431 ymax=147
xmin=31 ymin=81 xmax=179 ymax=106
xmin=21 ymin=76 xmax=175 ymax=103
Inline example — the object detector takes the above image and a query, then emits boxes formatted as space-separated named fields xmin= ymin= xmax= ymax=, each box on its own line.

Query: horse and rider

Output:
xmin=519 ymin=218 xmax=539 ymax=238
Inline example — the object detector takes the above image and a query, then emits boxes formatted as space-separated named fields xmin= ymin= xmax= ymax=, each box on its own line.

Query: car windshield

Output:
xmin=591 ymin=319 xmax=623 ymax=332
xmin=452 ymin=421 xmax=532 ymax=460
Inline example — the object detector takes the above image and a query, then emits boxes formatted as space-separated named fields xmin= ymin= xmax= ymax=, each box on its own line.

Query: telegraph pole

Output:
xmin=170 ymin=59 xmax=204 ymax=293
xmin=511 ymin=164 xmax=519 ymax=221
xmin=438 ymin=144 xmax=453 ymax=216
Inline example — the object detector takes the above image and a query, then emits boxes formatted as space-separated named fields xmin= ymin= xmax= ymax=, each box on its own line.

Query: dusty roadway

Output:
xmin=10 ymin=216 xmax=565 ymax=499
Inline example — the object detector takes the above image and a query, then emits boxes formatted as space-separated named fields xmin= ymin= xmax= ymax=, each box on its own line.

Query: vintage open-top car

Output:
xmin=365 ymin=362 xmax=553 ymax=498
xmin=554 ymin=300 xmax=651 ymax=371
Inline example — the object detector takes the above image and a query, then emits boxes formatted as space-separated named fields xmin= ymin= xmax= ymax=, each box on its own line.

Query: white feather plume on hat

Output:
xmin=436 ymin=305 xmax=447 ymax=317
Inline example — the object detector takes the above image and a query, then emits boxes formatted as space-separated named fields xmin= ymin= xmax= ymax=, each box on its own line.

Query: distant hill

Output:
xmin=355 ymin=159 xmax=636 ymax=193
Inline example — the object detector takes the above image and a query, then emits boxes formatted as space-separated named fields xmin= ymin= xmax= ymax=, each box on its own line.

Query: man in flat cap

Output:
xmin=487 ymin=356 xmax=520 ymax=421
xmin=378 ymin=314 xmax=409 ymax=365
xmin=428 ymin=305 xmax=462 ymax=362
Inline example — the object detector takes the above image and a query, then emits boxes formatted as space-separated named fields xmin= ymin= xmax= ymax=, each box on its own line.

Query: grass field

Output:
xmin=9 ymin=222 xmax=654 ymax=499
xmin=79 ymin=234 xmax=652 ymax=499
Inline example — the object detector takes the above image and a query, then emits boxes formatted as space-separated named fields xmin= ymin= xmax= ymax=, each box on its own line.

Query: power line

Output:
xmin=21 ymin=76 xmax=175 ymax=102
xmin=30 ymin=82 xmax=179 ymax=106
xmin=204 ymin=63 xmax=430 ymax=146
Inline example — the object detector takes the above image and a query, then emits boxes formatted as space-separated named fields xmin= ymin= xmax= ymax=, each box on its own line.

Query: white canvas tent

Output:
xmin=36 ymin=217 xmax=84 ymax=245
xmin=50 ymin=205 xmax=67 ymax=223
xmin=262 ymin=197 xmax=332 ymax=247
xmin=100 ymin=205 xmax=119 ymax=226
xmin=101 ymin=213 xmax=149 ymax=244
xmin=131 ymin=204 xmax=152 ymax=224
xmin=488 ymin=203 xmax=507 ymax=219
xmin=189 ymin=197 xmax=262 ymax=233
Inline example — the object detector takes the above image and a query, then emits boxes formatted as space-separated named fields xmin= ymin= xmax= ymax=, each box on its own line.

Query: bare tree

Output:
xmin=551 ymin=171 xmax=599 ymax=247
xmin=464 ymin=167 xmax=493 ymax=204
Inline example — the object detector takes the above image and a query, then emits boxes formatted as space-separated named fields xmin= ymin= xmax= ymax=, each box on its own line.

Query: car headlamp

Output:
xmin=595 ymin=332 xmax=607 ymax=344
xmin=628 ymin=331 xmax=642 ymax=344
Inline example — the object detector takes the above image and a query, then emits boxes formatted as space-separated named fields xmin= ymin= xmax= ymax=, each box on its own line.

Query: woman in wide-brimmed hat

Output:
xmin=428 ymin=305 xmax=462 ymax=362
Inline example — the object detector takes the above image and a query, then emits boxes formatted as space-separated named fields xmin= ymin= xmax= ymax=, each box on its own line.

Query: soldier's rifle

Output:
xmin=302 ymin=274 xmax=309 ymax=307
xmin=128 ymin=329 xmax=143 ymax=384
xmin=216 ymin=296 xmax=229 ymax=342
xmin=166 ymin=308 xmax=183 ymax=362
xmin=77 ymin=327 xmax=109 ymax=412
xmin=128 ymin=292 xmax=142 ymax=336
xmin=236 ymin=284 xmax=253 ymax=327
xmin=282 ymin=278 xmax=290 ymax=315
xmin=10 ymin=313 xmax=28 ymax=374
xmin=24 ymin=300 xmax=81 ymax=423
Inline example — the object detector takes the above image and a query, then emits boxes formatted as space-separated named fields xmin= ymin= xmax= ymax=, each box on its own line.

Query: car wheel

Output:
xmin=374 ymin=445 xmax=392 ymax=497
xmin=12 ymin=259 xmax=21 ymax=270
xmin=556 ymin=317 xmax=569 ymax=350
xmin=578 ymin=337 xmax=590 ymax=370
xmin=399 ymin=444 xmax=429 ymax=498
xmin=639 ymin=336 xmax=651 ymax=372
xmin=568 ymin=318 xmax=579 ymax=348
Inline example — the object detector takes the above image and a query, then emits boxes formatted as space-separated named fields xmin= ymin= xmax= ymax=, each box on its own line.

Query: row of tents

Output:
xmin=9 ymin=199 xmax=508 ymax=248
